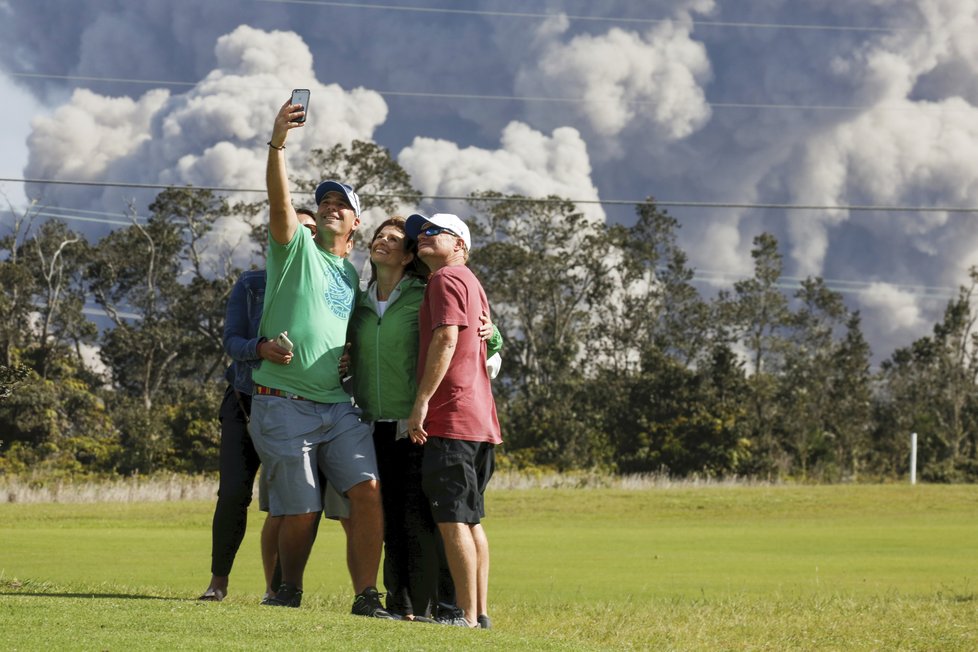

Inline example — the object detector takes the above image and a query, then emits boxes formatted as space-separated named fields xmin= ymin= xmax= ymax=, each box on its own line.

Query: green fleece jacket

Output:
xmin=348 ymin=275 xmax=502 ymax=422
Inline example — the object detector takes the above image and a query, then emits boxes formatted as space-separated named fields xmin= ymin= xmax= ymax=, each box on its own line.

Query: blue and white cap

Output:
xmin=314 ymin=180 xmax=361 ymax=217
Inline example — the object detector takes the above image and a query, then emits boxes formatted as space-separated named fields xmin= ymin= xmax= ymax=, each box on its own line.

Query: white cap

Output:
xmin=486 ymin=352 xmax=502 ymax=379
xmin=405 ymin=212 xmax=471 ymax=250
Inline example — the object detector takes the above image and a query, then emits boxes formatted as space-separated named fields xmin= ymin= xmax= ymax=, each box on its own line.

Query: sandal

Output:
xmin=197 ymin=587 xmax=225 ymax=602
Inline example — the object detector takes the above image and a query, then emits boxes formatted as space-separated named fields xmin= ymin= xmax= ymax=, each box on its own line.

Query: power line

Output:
xmin=1 ymin=183 xmax=971 ymax=300
xmin=253 ymin=0 xmax=920 ymax=33
xmin=6 ymin=200 xmax=959 ymax=305
xmin=370 ymin=89 xmax=891 ymax=112
xmin=40 ymin=205 xmax=146 ymax=222
xmin=32 ymin=209 xmax=136 ymax=227
xmin=693 ymin=269 xmax=957 ymax=301
xmin=65 ymin=273 xmax=955 ymax=311
xmin=11 ymin=71 xmax=197 ymax=88
xmin=8 ymin=71 xmax=935 ymax=113
xmin=72 ymin=270 xmax=956 ymax=322
xmin=4 ymin=176 xmax=978 ymax=214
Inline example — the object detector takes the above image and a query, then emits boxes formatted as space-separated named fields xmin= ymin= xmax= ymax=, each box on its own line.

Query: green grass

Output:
xmin=1 ymin=485 xmax=977 ymax=650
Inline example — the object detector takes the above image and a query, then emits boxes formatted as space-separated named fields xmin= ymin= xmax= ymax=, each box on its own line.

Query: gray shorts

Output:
xmin=322 ymin=480 xmax=351 ymax=520
xmin=259 ymin=467 xmax=349 ymax=519
xmin=321 ymin=420 xmax=401 ymax=520
xmin=249 ymin=395 xmax=378 ymax=517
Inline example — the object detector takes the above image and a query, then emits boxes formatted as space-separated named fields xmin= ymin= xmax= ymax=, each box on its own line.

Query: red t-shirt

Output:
xmin=417 ymin=265 xmax=502 ymax=444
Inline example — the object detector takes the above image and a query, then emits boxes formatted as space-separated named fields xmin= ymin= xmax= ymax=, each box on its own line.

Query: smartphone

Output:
xmin=290 ymin=88 xmax=310 ymax=124
xmin=274 ymin=331 xmax=294 ymax=353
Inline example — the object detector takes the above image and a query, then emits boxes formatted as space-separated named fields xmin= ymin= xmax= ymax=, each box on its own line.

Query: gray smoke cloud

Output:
xmin=19 ymin=25 xmax=392 ymax=265
xmin=399 ymin=121 xmax=604 ymax=222
xmin=503 ymin=0 xmax=978 ymax=353
xmin=3 ymin=1 xmax=978 ymax=361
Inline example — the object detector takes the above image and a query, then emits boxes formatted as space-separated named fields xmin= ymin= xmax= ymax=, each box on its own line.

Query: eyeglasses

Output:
xmin=421 ymin=226 xmax=457 ymax=238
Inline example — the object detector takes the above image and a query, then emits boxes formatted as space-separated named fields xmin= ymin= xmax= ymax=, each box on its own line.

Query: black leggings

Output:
xmin=374 ymin=422 xmax=455 ymax=617
xmin=210 ymin=386 xmax=259 ymax=576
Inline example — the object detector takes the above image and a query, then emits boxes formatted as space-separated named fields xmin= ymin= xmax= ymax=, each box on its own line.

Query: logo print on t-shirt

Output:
xmin=323 ymin=263 xmax=354 ymax=319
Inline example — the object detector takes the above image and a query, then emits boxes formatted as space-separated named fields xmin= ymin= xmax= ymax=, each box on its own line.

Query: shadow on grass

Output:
xmin=0 ymin=589 xmax=186 ymax=601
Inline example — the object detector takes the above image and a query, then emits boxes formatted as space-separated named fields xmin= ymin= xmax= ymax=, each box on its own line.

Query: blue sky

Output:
xmin=2 ymin=0 xmax=977 ymax=361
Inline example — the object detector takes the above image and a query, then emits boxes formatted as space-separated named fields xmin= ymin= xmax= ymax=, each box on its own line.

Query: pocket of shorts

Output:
xmin=421 ymin=455 xmax=467 ymax=500
xmin=250 ymin=397 xmax=293 ymax=441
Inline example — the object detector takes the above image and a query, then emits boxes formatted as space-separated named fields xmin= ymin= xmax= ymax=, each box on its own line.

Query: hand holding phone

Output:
xmin=290 ymin=89 xmax=310 ymax=124
xmin=275 ymin=331 xmax=294 ymax=353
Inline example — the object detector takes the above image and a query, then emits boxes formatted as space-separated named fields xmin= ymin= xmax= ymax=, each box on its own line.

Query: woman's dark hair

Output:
xmin=368 ymin=216 xmax=429 ymax=283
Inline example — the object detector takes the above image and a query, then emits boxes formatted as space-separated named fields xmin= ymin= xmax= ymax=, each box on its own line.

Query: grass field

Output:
xmin=1 ymin=484 xmax=976 ymax=650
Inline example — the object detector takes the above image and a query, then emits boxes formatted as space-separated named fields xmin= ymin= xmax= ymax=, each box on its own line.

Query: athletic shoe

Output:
xmin=477 ymin=614 xmax=491 ymax=629
xmin=262 ymin=583 xmax=302 ymax=608
xmin=351 ymin=587 xmax=396 ymax=619
xmin=436 ymin=605 xmax=464 ymax=620
xmin=435 ymin=612 xmax=476 ymax=628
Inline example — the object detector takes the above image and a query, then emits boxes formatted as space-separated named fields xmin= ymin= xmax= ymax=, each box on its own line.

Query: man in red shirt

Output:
xmin=406 ymin=212 xmax=502 ymax=629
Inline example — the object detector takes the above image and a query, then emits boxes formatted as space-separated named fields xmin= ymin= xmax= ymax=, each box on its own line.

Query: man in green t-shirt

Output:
xmin=250 ymin=97 xmax=390 ymax=618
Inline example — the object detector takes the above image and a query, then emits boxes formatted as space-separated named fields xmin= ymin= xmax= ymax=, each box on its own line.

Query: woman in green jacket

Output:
xmin=346 ymin=216 xmax=500 ymax=621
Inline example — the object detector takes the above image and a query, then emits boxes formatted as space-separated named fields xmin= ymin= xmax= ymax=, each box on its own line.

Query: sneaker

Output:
xmin=435 ymin=610 xmax=476 ymax=628
xmin=437 ymin=615 xmax=474 ymax=627
xmin=262 ymin=583 xmax=302 ymax=608
xmin=435 ymin=605 xmax=464 ymax=621
xmin=477 ymin=614 xmax=491 ymax=629
xmin=351 ymin=587 xmax=396 ymax=619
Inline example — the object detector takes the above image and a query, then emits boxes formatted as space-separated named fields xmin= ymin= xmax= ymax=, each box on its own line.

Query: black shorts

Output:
xmin=421 ymin=437 xmax=495 ymax=524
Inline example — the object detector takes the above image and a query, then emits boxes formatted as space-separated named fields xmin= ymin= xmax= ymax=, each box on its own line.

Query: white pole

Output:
xmin=910 ymin=432 xmax=917 ymax=485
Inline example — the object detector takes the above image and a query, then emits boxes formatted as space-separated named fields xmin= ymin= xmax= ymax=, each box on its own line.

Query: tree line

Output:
xmin=2 ymin=144 xmax=977 ymax=482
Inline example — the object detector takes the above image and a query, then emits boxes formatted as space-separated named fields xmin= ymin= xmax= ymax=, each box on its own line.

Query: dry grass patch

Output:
xmin=0 ymin=470 xmax=773 ymax=504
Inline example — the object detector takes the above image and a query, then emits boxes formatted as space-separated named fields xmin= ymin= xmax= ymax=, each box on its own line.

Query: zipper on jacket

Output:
xmin=375 ymin=314 xmax=383 ymax=417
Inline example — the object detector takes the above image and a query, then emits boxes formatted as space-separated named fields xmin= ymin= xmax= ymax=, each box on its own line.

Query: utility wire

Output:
xmin=31 ymin=209 xmax=137 ymax=227
xmin=7 ymin=212 xmax=958 ymax=304
xmin=3 ymin=189 xmax=965 ymax=302
xmin=3 ymin=176 xmax=978 ymax=214
xmin=252 ymin=0 xmax=921 ymax=33
xmin=62 ymin=272 xmax=958 ymax=318
xmin=11 ymin=72 xmax=197 ymax=88
xmin=68 ymin=276 xmax=958 ymax=315
xmin=372 ymin=89 xmax=890 ymax=112
xmin=694 ymin=269 xmax=956 ymax=300
xmin=8 ymin=71 xmax=935 ymax=113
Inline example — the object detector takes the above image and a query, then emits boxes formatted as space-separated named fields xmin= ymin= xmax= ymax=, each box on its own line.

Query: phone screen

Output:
xmin=290 ymin=89 xmax=310 ymax=123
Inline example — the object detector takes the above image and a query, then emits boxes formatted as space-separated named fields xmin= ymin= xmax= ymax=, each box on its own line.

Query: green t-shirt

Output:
xmin=252 ymin=227 xmax=358 ymax=403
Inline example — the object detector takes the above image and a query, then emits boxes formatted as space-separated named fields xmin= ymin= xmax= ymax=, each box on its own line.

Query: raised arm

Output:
xmin=266 ymin=98 xmax=305 ymax=245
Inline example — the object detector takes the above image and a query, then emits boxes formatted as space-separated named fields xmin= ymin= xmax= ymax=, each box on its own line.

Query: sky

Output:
xmin=2 ymin=0 xmax=978 ymax=364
